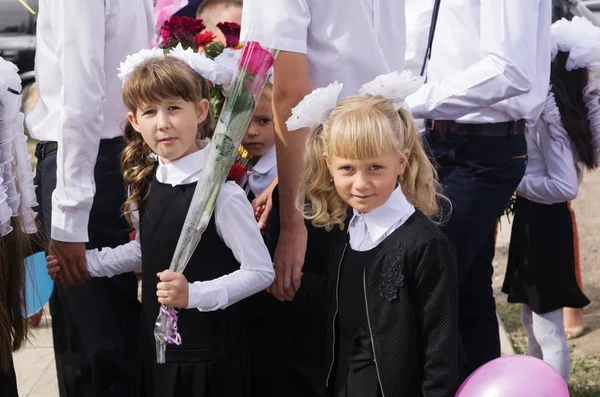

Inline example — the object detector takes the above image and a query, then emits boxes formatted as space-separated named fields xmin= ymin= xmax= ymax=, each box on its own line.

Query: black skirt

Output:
xmin=0 ymin=359 xmax=18 ymax=397
xmin=502 ymin=196 xmax=590 ymax=314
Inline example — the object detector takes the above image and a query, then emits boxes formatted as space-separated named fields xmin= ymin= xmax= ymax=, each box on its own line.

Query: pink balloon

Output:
xmin=456 ymin=355 xmax=569 ymax=397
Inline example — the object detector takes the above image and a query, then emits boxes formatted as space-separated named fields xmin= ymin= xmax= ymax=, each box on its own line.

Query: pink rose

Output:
xmin=239 ymin=41 xmax=274 ymax=78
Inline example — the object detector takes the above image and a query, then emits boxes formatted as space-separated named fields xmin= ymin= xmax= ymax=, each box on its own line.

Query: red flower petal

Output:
xmin=217 ymin=22 xmax=241 ymax=48
xmin=195 ymin=30 xmax=216 ymax=48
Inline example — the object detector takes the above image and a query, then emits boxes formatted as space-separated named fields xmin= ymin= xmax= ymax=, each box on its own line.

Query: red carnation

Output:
xmin=195 ymin=30 xmax=216 ymax=47
xmin=161 ymin=16 xmax=206 ymax=49
xmin=217 ymin=22 xmax=241 ymax=48
xmin=228 ymin=162 xmax=247 ymax=184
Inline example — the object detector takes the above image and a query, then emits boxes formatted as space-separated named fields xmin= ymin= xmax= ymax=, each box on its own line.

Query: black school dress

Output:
xmin=333 ymin=247 xmax=381 ymax=397
xmin=0 ymin=359 xmax=18 ymax=397
xmin=249 ymin=185 xmax=330 ymax=397
xmin=136 ymin=175 xmax=248 ymax=397
xmin=502 ymin=196 xmax=590 ymax=314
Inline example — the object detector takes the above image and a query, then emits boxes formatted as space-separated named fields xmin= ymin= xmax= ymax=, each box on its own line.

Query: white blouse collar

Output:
xmin=252 ymin=145 xmax=277 ymax=175
xmin=156 ymin=141 xmax=209 ymax=186
xmin=350 ymin=185 xmax=415 ymax=243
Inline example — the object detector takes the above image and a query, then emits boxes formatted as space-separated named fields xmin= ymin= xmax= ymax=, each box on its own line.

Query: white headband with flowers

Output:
xmin=286 ymin=70 xmax=423 ymax=132
xmin=117 ymin=43 xmax=242 ymax=89
xmin=551 ymin=16 xmax=600 ymax=71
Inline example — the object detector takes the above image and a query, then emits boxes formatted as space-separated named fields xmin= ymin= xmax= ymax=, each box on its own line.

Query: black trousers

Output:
xmin=35 ymin=138 xmax=140 ymax=397
xmin=426 ymin=129 xmax=527 ymax=377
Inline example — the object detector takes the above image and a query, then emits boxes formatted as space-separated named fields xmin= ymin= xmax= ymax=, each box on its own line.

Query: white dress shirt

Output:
xmin=241 ymin=0 xmax=406 ymax=99
xmin=85 ymin=145 xmax=275 ymax=312
xmin=247 ymin=145 xmax=277 ymax=197
xmin=26 ymin=0 xmax=154 ymax=242
xmin=348 ymin=186 xmax=416 ymax=251
xmin=405 ymin=0 xmax=552 ymax=125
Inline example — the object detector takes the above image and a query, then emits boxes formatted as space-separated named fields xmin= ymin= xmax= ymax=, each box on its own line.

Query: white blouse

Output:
xmin=247 ymin=145 xmax=277 ymax=198
xmin=85 ymin=143 xmax=274 ymax=311
xmin=348 ymin=186 xmax=416 ymax=251
xmin=517 ymin=75 xmax=600 ymax=204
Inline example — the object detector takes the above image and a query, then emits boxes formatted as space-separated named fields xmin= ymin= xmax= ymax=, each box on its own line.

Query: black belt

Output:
xmin=35 ymin=136 xmax=124 ymax=160
xmin=426 ymin=119 xmax=526 ymax=137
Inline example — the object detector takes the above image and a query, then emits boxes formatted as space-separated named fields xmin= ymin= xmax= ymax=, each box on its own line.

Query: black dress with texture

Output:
xmin=502 ymin=196 xmax=590 ymax=314
xmin=333 ymin=247 xmax=381 ymax=397
xmin=136 ymin=176 xmax=248 ymax=397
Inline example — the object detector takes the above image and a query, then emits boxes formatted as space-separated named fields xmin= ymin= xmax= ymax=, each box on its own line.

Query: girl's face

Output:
xmin=326 ymin=150 xmax=409 ymax=214
xmin=128 ymin=97 xmax=209 ymax=164
xmin=241 ymin=94 xmax=275 ymax=157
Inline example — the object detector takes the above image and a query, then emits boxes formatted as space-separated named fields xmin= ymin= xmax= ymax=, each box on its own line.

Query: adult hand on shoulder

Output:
xmin=156 ymin=270 xmax=189 ymax=309
xmin=49 ymin=239 xmax=90 ymax=287
xmin=271 ymin=223 xmax=307 ymax=301
xmin=251 ymin=176 xmax=278 ymax=230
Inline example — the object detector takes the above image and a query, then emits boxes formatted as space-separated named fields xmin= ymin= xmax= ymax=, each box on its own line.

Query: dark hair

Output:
xmin=196 ymin=0 xmax=242 ymax=19
xmin=551 ymin=51 xmax=598 ymax=170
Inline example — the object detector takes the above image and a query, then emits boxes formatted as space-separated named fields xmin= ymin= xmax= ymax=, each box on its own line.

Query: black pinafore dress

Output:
xmin=136 ymin=175 xmax=248 ymax=397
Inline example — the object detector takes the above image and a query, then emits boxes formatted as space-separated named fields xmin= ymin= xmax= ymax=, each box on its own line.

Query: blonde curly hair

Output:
xmin=120 ymin=57 xmax=213 ymax=226
xmin=299 ymin=95 xmax=447 ymax=231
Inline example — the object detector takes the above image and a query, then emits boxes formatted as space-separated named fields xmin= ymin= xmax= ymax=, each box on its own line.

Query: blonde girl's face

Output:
xmin=326 ymin=150 xmax=408 ymax=214
xmin=128 ymin=97 xmax=210 ymax=164
xmin=241 ymin=93 xmax=275 ymax=156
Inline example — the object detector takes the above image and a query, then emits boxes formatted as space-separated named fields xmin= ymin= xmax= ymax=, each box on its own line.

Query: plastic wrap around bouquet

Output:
xmin=154 ymin=40 xmax=278 ymax=364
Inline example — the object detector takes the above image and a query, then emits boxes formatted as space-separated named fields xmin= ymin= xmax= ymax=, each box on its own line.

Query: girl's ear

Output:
xmin=323 ymin=153 xmax=333 ymax=173
xmin=127 ymin=111 xmax=140 ymax=132
xmin=196 ymin=99 xmax=210 ymax=124
xmin=399 ymin=149 xmax=410 ymax=176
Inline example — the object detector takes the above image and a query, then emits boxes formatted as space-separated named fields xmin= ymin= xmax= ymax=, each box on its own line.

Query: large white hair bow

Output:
xmin=551 ymin=16 xmax=600 ymax=71
xmin=286 ymin=70 xmax=423 ymax=131
xmin=117 ymin=44 xmax=242 ymax=89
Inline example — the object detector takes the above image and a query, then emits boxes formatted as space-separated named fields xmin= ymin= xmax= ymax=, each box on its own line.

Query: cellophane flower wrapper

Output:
xmin=154 ymin=41 xmax=278 ymax=364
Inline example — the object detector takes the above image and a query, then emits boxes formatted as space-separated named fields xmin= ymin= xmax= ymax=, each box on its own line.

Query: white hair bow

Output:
xmin=117 ymin=44 xmax=242 ymax=89
xmin=286 ymin=70 xmax=423 ymax=131
xmin=551 ymin=16 xmax=600 ymax=71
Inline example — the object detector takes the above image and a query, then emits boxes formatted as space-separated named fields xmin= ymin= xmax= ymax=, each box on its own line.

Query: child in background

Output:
xmin=196 ymin=0 xmax=242 ymax=44
xmin=241 ymin=83 xmax=277 ymax=202
xmin=502 ymin=17 xmax=600 ymax=383
xmin=292 ymin=79 xmax=462 ymax=396
xmin=48 ymin=54 xmax=274 ymax=397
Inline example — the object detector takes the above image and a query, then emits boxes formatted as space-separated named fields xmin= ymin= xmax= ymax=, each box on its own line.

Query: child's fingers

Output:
xmin=158 ymin=270 xmax=179 ymax=282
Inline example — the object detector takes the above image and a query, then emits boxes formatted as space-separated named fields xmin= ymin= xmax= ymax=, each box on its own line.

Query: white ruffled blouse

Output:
xmin=517 ymin=73 xmax=600 ymax=204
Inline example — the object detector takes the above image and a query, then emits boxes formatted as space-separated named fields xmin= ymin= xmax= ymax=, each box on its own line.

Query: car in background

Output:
xmin=0 ymin=0 xmax=37 ymax=87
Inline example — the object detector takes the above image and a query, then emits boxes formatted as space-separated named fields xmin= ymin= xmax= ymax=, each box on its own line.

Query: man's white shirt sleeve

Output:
xmin=50 ymin=0 xmax=106 ymax=242
xmin=241 ymin=0 xmax=310 ymax=53
xmin=406 ymin=0 xmax=541 ymax=120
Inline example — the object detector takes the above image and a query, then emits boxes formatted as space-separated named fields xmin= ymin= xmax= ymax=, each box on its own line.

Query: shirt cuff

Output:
xmin=187 ymin=280 xmax=229 ymax=312
xmin=51 ymin=205 xmax=90 ymax=242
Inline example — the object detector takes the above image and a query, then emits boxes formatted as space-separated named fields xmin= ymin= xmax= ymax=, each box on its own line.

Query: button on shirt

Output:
xmin=26 ymin=0 xmax=154 ymax=242
xmin=241 ymin=0 xmax=406 ymax=98
xmin=247 ymin=145 xmax=277 ymax=198
xmin=85 ymin=144 xmax=275 ymax=312
xmin=348 ymin=186 xmax=415 ymax=251
xmin=405 ymin=0 xmax=552 ymax=125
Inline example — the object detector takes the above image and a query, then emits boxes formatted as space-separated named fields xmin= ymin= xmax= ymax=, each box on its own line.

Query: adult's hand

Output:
xmin=271 ymin=223 xmax=307 ymax=301
xmin=251 ymin=176 xmax=278 ymax=230
xmin=49 ymin=239 xmax=90 ymax=287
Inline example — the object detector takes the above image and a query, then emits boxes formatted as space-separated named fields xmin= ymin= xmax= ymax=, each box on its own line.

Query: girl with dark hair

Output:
xmin=48 ymin=52 xmax=274 ymax=397
xmin=502 ymin=16 xmax=600 ymax=383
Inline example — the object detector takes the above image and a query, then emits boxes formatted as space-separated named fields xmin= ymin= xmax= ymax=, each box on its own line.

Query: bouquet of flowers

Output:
xmin=154 ymin=40 xmax=278 ymax=363
xmin=159 ymin=16 xmax=242 ymax=118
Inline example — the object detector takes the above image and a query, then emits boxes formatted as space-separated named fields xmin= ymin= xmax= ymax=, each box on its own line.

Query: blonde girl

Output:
xmin=294 ymin=90 xmax=462 ymax=397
